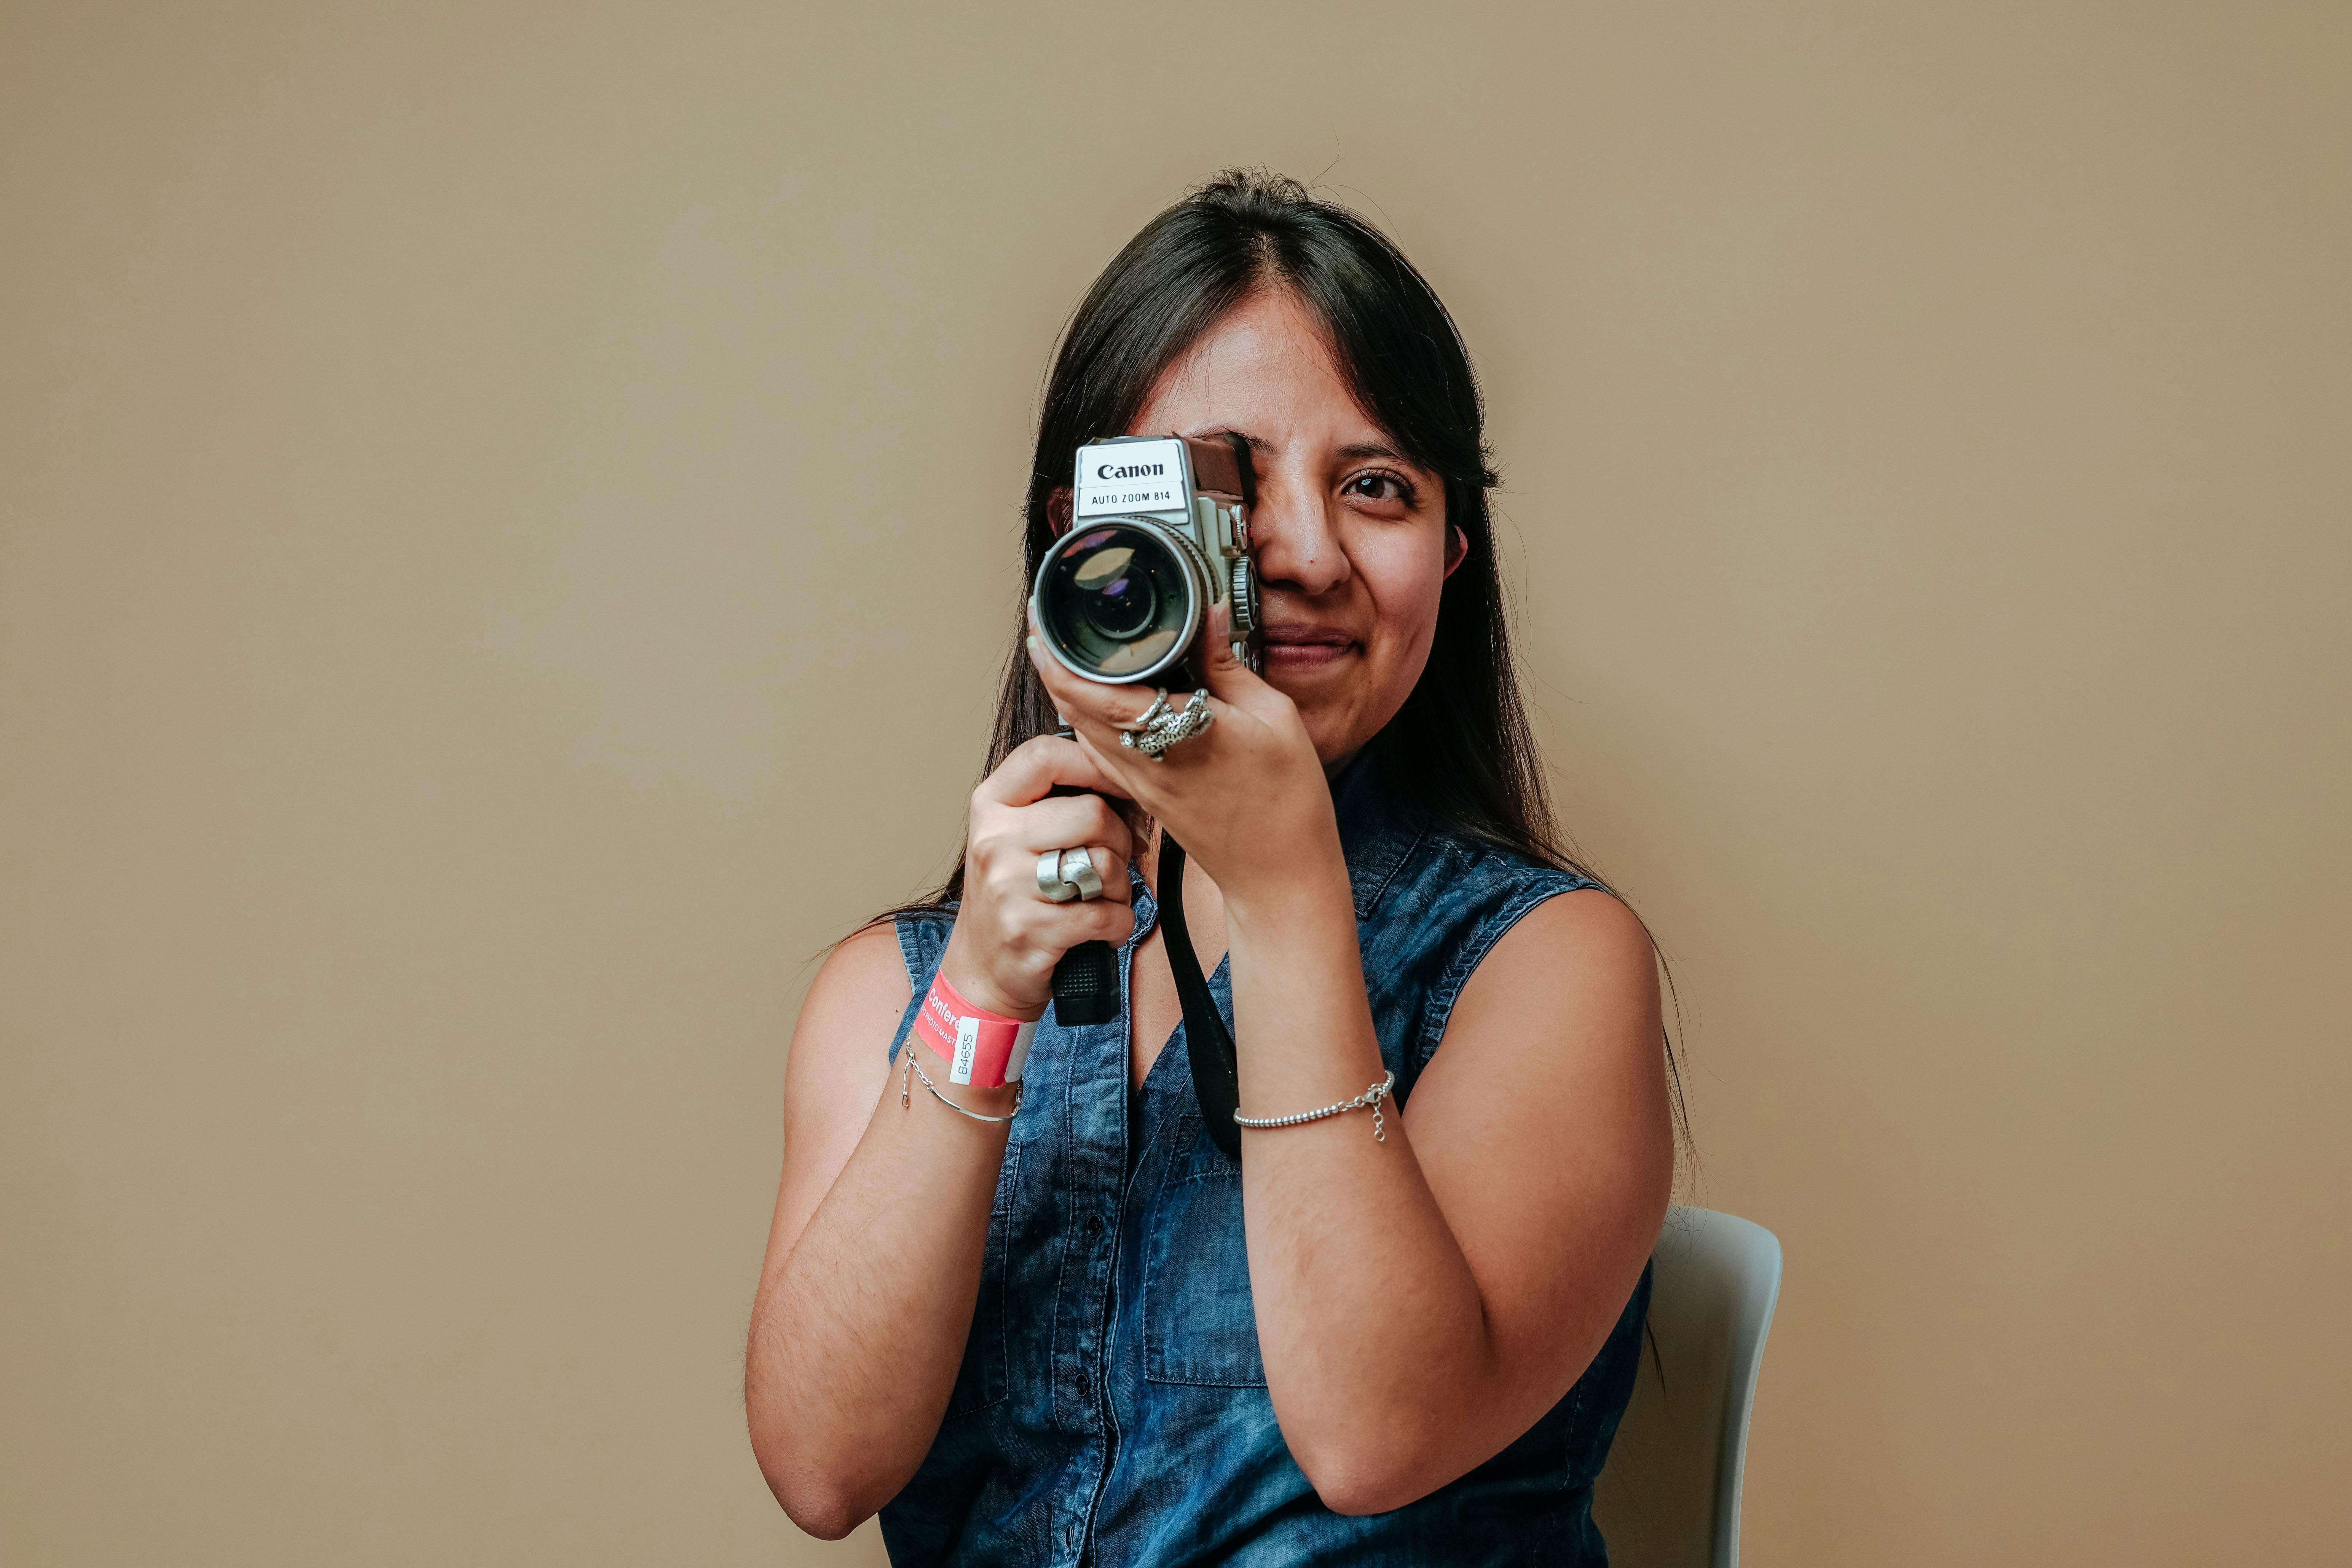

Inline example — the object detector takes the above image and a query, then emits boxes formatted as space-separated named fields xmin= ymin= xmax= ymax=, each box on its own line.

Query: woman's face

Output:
xmin=1126 ymin=288 xmax=1464 ymax=769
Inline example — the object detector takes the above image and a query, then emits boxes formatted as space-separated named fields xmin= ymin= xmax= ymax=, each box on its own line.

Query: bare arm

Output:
xmin=745 ymin=923 xmax=997 ymax=1540
xmin=1229 ymin=877 xmax=1671 ymax=1512
xmin=744 ymin=741 xmax=1134 ymax=1538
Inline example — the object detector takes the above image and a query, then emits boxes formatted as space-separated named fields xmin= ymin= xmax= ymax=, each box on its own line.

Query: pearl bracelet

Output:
xmin=1232 ymin=1068 xmax=1397 ymax=1142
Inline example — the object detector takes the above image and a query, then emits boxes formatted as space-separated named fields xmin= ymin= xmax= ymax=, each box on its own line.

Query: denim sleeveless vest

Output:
xmin=879 ymin=753 xmax=1651 ymax=1566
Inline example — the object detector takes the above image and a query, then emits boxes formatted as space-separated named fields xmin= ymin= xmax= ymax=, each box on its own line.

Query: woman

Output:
xmin=746 ymin=171 xmax=1675 ymax=1565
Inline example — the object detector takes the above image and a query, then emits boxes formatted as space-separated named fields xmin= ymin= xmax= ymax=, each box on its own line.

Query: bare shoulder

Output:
xmin=1453 ymin=887 xmax=1659 ymax=1046
xmin=785 ymin=921 xmax=915 ymax=1117
xmin=1412 ymin=885 xmax=1668 ymax=1214
xmin=1506 ymin=884 xmax=1654 ymax=961
xmin=1416 ymin=882 xmax=1665 ymax=1126
xmin=793 ymin=919 xmax=918 ymax=1066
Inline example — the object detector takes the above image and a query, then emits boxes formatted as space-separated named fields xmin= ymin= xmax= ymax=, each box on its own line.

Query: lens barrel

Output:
xmin=1032 ymin=519 xmax=1209 ymax=684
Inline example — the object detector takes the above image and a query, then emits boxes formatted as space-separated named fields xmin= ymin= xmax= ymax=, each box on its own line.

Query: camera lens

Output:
xmin=1074 ymin=546 xmax=1156 ymax=639
xmin=1034 ymin=523 xmax=1197 ymax=681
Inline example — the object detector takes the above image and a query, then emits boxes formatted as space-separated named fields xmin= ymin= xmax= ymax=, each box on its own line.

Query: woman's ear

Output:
xmin=1046 ymin=487 xmax=1074 ymax=537
xmin=1442 ymin=523 xmax=1470 ymax=579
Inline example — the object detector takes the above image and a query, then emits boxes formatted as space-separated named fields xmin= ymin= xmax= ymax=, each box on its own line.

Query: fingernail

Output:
xmin=1026 ymin=635 xmax=1038 ymax=650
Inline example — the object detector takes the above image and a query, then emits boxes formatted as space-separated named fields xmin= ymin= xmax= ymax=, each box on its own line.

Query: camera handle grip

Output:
xmin=1049 ymin=936 xmax=1121 ymax=1028
xmin=1043 ymin=735 xmax=1122 ymax=1028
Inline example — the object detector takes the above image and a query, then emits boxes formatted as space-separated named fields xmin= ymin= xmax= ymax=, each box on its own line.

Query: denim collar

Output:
xmin=1330 ymin=735 xmax=1428 ymax=920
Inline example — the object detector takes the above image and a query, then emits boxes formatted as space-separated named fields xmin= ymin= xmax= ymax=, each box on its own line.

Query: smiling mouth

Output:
xmin=1260 ymin=630 xmax=1360 ymax=668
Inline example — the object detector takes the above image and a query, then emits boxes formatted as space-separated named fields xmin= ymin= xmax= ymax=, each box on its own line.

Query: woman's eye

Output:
xmin=1343 ymin=472 xmax=1416 ymax=506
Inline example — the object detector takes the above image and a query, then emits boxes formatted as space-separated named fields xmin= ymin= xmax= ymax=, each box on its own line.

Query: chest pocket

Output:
xmin=1141 ymin=1113 xmax=1265 ymax=1387
xmin=946 ymin=1138 xmax=1022 ymax=1418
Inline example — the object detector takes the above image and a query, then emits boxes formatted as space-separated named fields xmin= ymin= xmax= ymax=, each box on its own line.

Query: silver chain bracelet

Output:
xmin=1233 ymin=1068 xmax=1397 ymax=1142
xmin=902 ymin=1048 xmax=1023 ymax=1123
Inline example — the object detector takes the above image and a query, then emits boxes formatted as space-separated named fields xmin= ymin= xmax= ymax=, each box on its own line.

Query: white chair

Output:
xmin=1591 ymin=1207 xmax=1784 ymax=1568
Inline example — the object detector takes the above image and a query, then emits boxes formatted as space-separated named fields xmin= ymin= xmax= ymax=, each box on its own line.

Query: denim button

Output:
xmin=1086 ymin=1214 xmax=1107 ymax=1239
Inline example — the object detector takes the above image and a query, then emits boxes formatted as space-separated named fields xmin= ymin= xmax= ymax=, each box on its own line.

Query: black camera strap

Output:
xmin=1157 ymin=831 xmax=1242 ymax=1159
xmin=1221 ymin=429 xmax=1257 ymax=509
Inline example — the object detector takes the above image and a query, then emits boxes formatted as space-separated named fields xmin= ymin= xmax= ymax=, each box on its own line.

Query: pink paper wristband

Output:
xmin=912 ymin=971 xmax=1037 ymax=1089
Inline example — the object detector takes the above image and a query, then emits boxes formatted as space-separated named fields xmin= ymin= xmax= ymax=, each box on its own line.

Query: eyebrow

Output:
xmin=1188 ymin=429 xmax=1420 ymax=468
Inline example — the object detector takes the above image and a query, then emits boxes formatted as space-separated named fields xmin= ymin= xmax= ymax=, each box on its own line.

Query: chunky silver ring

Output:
xmin=1119 ymin=689 xmax=1213 ymax=759
xmin=1036 ymin=850 xmax=1080 ymax=903
xmin=1118 ymin=689 xmax=1174 ymax=734
xmin=1057 ymin=847 xmax=1105 ymax=902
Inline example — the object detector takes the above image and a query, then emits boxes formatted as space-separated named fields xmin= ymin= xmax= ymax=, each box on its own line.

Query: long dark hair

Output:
xmin=889 ymin=170 xmax=1685 ymax=1137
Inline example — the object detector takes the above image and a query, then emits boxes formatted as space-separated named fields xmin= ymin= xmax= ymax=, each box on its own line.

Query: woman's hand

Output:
xmin=1026 ymin=605 xmax=1342 ymax=910
xmin=937 ymin=735 xmax=1138 ymax=1021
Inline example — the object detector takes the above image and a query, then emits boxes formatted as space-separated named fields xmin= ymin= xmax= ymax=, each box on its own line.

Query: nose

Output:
xmin=1247 ymin=475 xmax=1351 ymax=599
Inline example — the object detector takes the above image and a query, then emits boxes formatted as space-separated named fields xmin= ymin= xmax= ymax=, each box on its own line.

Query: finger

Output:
xmin=1003 ymin=796 xmax=1134 ymax=861
xmin=1196 ymin=600 xmax=1259 ymax=705
xmin=979 ymin=731 xmax=1127 ymax=807
xmin=1080 ymin=847 xmax=1133 ymax=906
xmin=1088 ymin=680 xmax=1205 ymax=766
xmin=1021 ymin=609 xmax=1180 ymax=743
xmin=1064 ymin=722 xmax=1145 ymax=797
xmin=1063 ymin=898 xmax=1137 ymax=947
xmin=993 ymin=847 xmax=1131 ymax=912
xmin=1006 ymin=895 xmax=1136 ymax=957
xmin=1024 ymin=626 xmax=1156 ymax=739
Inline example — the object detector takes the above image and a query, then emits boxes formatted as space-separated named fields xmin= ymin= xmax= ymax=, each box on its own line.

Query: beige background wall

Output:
xmin=4 ymin=3 xmax=2346 ymax=1563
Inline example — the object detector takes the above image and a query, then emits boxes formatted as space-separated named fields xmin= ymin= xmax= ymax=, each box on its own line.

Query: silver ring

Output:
xmin=1036 ymin=850 xmax=1080 ymax=903
xmin=1118 ymin=689 xmax=1174 ymax=733
xmin=1037 ymin=847 xmax=1104 ymax=903
xmin=1118 ymin=689 xmax=1213 ymax=759
xmin=1057 ymin=847 xmax=1105 ymax=902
